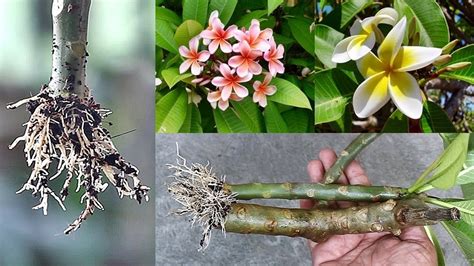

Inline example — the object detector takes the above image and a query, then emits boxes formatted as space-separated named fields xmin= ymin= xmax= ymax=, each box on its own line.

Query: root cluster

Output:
xmin=167 ymin=150 xmax=236 ymax=250
xmin=7 ymin=85 xmax=149 ymax=234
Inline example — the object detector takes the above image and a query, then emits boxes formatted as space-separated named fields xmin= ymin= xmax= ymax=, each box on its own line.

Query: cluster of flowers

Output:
xmin=178 ymin=11 xmax=285 ymax=110
xmin=332 ymin=8 xmax=442 ymax=119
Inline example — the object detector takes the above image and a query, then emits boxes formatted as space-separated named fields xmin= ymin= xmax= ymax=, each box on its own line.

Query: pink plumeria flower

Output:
xmin=253 ymin=73 xmax=276 ymax=107
xmin=179 ymin=37 xmax=210 ymax=75
xmin=263 ymin=37 xmax=285 ymax=77
xmin=201 ymin=13 xmax=237 ymax=54
xmin=233 ymin=19 xmax=273 ymax=53
xmin=211 ymin=63 xmax=252 ymax=101
xmin=207 ymin=89 xmax=242 ymax=111
xmin=228 ymin=41 xmax=263 ymax=77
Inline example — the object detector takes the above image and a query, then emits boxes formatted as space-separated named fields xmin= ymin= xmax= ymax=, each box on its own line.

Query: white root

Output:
xmin=9 ymin=86 xmax=150 ymax=233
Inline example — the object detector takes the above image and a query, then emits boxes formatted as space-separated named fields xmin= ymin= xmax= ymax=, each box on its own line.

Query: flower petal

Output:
xmin=388 ymin=72 xmax=423 ymax=119
xmin=220 ymin=40 xmax=233 ymax=53
xmin=347 ymin=33 xmax=375 ymax=61
xmin=219 ymin=64 xmax=233 ymax=80
xmin=237 ymin=63 xmax=249 ymax=77
xmin=266 ymin=85 xmax=277 ymax=95
xmin=350 ymin=19 xmax=363 ymax=35
xmin=332 ymin=36 xmax=359 ymax=63
xmin=392 ymin=46 xmax=442 ymax=72
xmin=263 ymin=73 xmax=272 ymax=85
xmin=237 ymin=73 xmax=253 ymax=83
xmin=189 ymin=37 xmax=200 ymax=52
xmin=179 ymin=46 xmax=190 ymax=58
xmin=201 ymin=29 xmax=216 ymax=40
xmin=207 ymin=91 xmax=221 ymax=102
xmin=377 ymin=17 xmax=406 ymax=64
xmin=208 ymin=40 xmax=219 ymax=54
xmin=233 ymin=84 xmax=249 ymax=98
xmin=259 ymin=95 xmax=267 ymax=107
xmin=191 ymin=62 xmax=202 ymax=75
xmin=253 ymin=80 xmax=262 ymax=90
xmin=356 ymin=51 xmax=385 ymax=79
xmin=218 ymin=99 xmax=229 ymax=111
xmin=228 ymin=55 xmax=244 ymax=68
xmin=375 ymin=7 xmax=398 ymax=25
xmin=248 ymin=61 xmax=262 ymax=75
xmin=179 ymin=59 xmax=192 ymax=74
xmin=198 ymin=50 xmax=210 ymax=62
xmin=353 ymin=72 xmax=390 ymax=118
xmin=221 ymin=86 xmax=232 ymax=101
xmin=212 ymin=77 xmax=231 ymax=87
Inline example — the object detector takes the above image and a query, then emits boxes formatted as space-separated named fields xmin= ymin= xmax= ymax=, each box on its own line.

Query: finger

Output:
xmin=344 ymin=160 xmax=371 ymax=186
xmin=301 ymin=160 xmax=325 ymax=209
xmin=319 ymin=149 xmax=349 ymax=185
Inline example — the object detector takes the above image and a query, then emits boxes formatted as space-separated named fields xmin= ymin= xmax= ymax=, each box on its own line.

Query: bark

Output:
xmin=50 ymin=0 xmax=91 ymax=98
xmin=225 ymin=183 xmax=408 ymax=202
xmin=224 ymin=199 xmax=460 ymax=242
xmin=324 ymin=133 xmax=380 ymax=184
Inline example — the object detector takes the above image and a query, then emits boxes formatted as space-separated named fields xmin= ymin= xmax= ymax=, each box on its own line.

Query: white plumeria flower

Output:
xmin=185 ymin=87 xmax=202 ymax=105
xmin=353 ymin=17 xmax=442 ymax=119
xmin=332 ymin=7 xmax=399 ymax=63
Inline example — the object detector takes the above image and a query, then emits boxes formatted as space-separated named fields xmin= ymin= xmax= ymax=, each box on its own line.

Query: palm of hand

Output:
xmin=310 ymin=229 xmax=436 ymax=265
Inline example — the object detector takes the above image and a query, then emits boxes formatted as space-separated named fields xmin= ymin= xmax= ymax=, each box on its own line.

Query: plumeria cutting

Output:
xmin=178 ymin=10 xmax=285 ymax=110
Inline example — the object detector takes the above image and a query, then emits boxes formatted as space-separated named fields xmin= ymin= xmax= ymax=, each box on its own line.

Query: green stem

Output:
xmin=50 ymin=0 xmax=91 ymax=98
xmin=224 ymin=199 xmax=460 ymax=242
xmin=225 ymin=183 xmax=409 ymax=202
xmin=324 ymin=133 xmax=380 ymax=184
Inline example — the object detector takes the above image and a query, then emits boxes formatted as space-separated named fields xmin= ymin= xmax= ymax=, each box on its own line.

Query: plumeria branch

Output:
xmin=7 ymin=0 xmax=149 ymax=233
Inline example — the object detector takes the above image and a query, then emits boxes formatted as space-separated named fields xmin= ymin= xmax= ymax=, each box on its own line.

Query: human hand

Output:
xmin=301 ymin=149 xmax=437 ymax=266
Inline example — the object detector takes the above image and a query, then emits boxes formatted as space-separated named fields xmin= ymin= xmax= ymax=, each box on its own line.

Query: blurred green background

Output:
xmin=0 ymin=1 xmax=155 ymax=265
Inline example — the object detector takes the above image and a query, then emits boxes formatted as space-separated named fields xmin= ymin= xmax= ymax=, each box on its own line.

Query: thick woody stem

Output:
xmin=224 ymin=183 xmax=409 ymax=202
xmin=224 ymin=199 xmax=460 ymax=242
xmin=50 ymin=0 xmax=91 ymax=98
xmin=324 ymin=133 xmax=380 ymax=184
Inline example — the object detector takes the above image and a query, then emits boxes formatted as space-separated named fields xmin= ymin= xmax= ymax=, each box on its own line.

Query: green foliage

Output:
xmin=182 ymin=0 xmax=209 ymax=26
xmin=442 ymin=221 xmax=474 ymax=264
xmin=156 ymin=0 xmax=473 ymax=132
xmin=156 ymin=88 xmax=188 ymax=133
xmin=425 ymin=226 xmax=446 ymax=266
xmin=409 ymin=134 xmax=469 ymax=192
xmin=439 ymin=44 xmax=474 ymax=84
xmin=394 ymin=0 xmax=449 ymax=47
xmin=174 ymin=20 xmax=203 ymax=46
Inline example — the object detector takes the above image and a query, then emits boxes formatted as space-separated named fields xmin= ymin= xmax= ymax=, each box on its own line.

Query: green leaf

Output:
xmin=209 ymin=0 xmax=238 ymax=25
xmin=213 ymin=108 xmax=251 ymax=133
xmin=156 ymin=19 xmax=179 ymax=53
xmin=235 ymin=10 xmax=267 ymax=28
xmin=161 ymin=68 xmax=192 ymax=88
xmin=462 ymin=183 xmax=474 ymax=199
xmin=180 ymin=104 xmax=203 ymax=133
xmin=314 ymin=24 xmax=344 ymax=68
xmin=420 ymin=101 xmax=456 ymax=133
xmin=394 ymin=0 xmax=449 ymax=47
xmin=267 ymin=0 xmax=283 ymax=15
xmin=268 ymin=78 xmax=312 ymax=109
xmin=264 ymin=101 xmax=288 ymax=133
xmin=382 ymin=110 xmax=409 ymax=133
xmin=183 ymin=0 xmax=209 ymax=26
xmin=232 ymin=98 xmax=265 ymax=133
xmin=439 ymin=44 xmax=474 ymax=84
xmin=156 ymin=88 xmax=188 ymax=133
xmin=425 ymin=226 xmax=445 ymax=266
xmin=410 ymin=134 xmax=469 ymax=192
xmin=324 ymin=0 xmax=373 ymax=29
xmin=442 ymin=220 xmax=474 ymax=263
xmin=281 ymin=108 xmax=311 ymax=133
xmin=174 ymin=20 xmax=203 ymax=47
xmin=288 ymin=18 xmax=315 ymax=55
xmin=313 ymin=69 xmax=357 ymax=124
xmin=156 ymin=7 xmax=181 ymax=26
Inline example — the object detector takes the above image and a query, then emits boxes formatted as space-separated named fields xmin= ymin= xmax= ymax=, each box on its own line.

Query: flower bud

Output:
xmin=442 ymin=39 xmax=459 ymax=55
xmin=445 ymin=62 xmax=472 ymax=72
xmin=432 ymin=54 xmax=452 ymax=66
